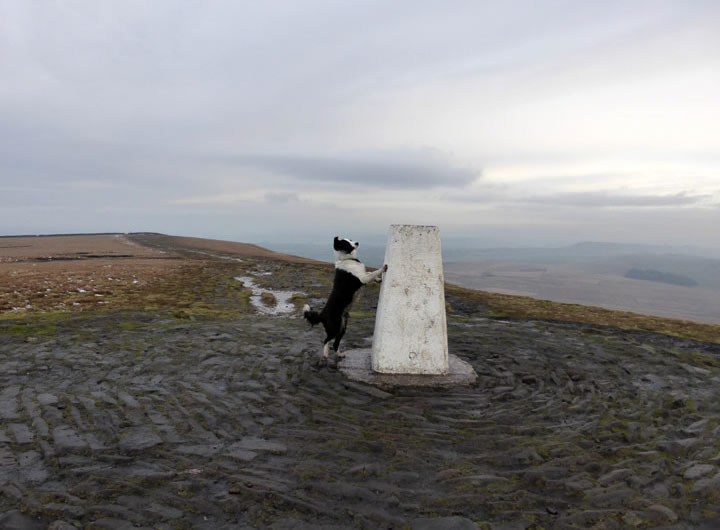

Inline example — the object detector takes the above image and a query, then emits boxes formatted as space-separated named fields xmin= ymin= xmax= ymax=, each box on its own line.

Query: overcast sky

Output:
xmin=1 ymin=0 xmax=719 ymax=250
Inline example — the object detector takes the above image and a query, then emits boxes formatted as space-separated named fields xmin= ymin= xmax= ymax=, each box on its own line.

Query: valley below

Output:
xmin=445 ymin=261 xmax=720 ymax=326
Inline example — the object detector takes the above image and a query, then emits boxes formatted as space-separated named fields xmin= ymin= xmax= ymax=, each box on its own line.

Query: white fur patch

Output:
xmin=336 ymin=259 xmax=367 ymax=278
xmin=336 ymin=258 xmax=384 ymax=284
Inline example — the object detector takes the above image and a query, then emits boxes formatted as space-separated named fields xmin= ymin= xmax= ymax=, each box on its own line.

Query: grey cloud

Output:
xmin=442 ymin=184 xmax=512 ymax=204
xmin=523 ymin=191 xmax=712 ymax=208
xmin=220 ymin=152 xmax=479 ymax=190
xmin=445 ymin=189 xmax=714 ymax=209
xmin=264 ymin=191 xmax=300 ymax=203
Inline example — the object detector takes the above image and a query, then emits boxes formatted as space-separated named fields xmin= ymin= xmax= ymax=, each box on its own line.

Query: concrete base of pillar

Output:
xmin=339 ymin=348 xmax=477 ymax=389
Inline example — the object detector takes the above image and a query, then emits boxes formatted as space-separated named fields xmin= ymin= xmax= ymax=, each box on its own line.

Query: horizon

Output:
xmin=6 ymin=230 xmax=720 ymax=265
xmin=1 ymin=1 xmax=719 ymax=249
xmin=2 ymin=230 xmax=717 ymax=252
xmin=3 ymin=231 xmax=718 ymax=325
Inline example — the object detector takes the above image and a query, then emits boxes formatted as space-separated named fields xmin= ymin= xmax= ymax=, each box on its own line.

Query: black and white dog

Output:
xmin=303 ymin=237 xmax=387 ymax=360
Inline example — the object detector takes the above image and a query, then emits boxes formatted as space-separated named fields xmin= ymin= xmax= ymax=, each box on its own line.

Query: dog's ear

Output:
xmin=333 ymin=236 xmax=340 ymax=250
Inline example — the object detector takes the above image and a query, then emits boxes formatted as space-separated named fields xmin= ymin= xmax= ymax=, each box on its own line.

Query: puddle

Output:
xmin=235 ymin=275 xmax=303 ymax=316
xmin=188 ymin=250 xmax=244 ymax=262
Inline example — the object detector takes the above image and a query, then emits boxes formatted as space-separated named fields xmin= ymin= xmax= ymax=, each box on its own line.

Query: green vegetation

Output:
xmin=261 ymin=292 xmax=276 ymax=306
xmin=290 ymin=293 xmax=307 ymax=308
xmin=117 ymin=321 xmax=146 ymax=331
xmin=5 ymin=323 xmax=58 ymax=337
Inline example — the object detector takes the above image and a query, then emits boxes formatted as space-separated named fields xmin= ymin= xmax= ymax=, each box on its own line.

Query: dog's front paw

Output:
xmin=376 ymin=264 xmax=387 ymax=282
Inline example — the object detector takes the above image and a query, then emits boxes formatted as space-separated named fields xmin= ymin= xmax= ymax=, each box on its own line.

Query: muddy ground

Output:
xmin=2 ymin=237 xmax=720 ymax=529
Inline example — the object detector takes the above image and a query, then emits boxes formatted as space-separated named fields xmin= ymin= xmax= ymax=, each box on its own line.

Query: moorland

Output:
xmin=1 ymin=233 xmax=720 ymax=529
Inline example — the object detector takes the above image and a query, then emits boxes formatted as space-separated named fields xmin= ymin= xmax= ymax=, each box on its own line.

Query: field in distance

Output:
xmin=445 ymin=260 xmax=720 ymax=326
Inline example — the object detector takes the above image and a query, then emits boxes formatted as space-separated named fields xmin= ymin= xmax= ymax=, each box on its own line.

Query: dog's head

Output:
xmin=333 ymin=236 xmax=359 ymax=261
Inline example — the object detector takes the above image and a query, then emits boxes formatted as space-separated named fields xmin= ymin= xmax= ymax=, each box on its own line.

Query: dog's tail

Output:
xmin=303 ymin=304 xmax=323 ymax=326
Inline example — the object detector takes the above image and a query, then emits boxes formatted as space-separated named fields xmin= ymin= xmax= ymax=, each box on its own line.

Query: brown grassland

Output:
xmin=0 ymin=233 xmax=312 ymax=316
xmin=1 ymin=233 xmax=718 ymax=344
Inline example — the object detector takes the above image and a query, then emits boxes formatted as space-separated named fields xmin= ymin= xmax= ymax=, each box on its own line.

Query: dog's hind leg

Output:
xmin=312 ymin=338 xmax=331 ymax=369
xmin=333 ymin=313 xmax=349 ymax=358
xmin=322 ymin=318 xmax=342 ymax=359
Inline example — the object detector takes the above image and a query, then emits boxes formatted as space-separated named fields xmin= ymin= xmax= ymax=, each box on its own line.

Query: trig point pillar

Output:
xmin=339 ymin=224 xmax=476 ymax=387
xmin=372 ymin=225 xmax=449 ymax=374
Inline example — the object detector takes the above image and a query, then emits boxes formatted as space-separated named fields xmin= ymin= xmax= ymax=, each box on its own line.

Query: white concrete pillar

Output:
xmin=372 ymin=225 xmax=449 ymax=374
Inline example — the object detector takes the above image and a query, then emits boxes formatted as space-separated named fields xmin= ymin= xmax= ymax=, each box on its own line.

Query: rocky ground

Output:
xmin=2 ymin=256 xmax=720 ymax=529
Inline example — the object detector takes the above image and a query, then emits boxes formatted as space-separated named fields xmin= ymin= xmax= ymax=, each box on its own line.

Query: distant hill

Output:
xmin=625 ymin=268 xmax=698 ymax=287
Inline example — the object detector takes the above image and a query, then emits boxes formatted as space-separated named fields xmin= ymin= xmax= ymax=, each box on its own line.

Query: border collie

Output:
xmin=303 ymin=237 xmax=387 ymax=361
